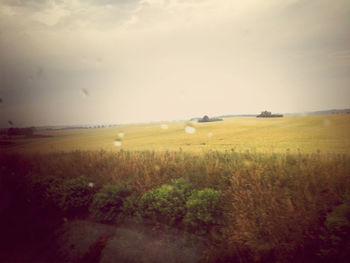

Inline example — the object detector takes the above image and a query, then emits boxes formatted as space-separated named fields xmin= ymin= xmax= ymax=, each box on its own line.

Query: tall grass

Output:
xmin=1 ymin=150 xmax=350 ymax=262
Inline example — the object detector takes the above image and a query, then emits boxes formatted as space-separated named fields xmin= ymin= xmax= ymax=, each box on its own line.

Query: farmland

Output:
xmin=2 ymin=114 xmax=350 ymax=154
xmin=1 ymin=114 xmax=350 ymax=263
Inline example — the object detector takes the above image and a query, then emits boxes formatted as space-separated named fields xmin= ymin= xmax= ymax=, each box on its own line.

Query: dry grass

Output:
xmin=1 ymin=150 xmax=349 ymax=262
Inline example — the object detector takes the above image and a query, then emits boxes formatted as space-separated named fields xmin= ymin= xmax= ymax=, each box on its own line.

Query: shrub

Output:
xmin=184 ymin=188 xmax=222 ymax=234
xmin=89 ymin=184 xmax=134 ymax=223
xmin=59 ymin=176 xmax=97 ymax=215
xmin=26 ymin=174 xmax=64 ymax=210
xmin=319 ymin=192 xmax=350 ymax=262
xmin=139 ymin=178 xmax=193 ymax=226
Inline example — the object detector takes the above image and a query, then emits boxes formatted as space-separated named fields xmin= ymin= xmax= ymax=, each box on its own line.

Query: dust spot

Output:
xmin=114 ymin=140 xmax=122 ymax=147
xmin=88 ymin=182 xmax=95 ymax=188
xmin=36 ymin=67 xmax=43 ymax=78
xmin=82 ymin=88 xmax=89 ymax=97
xmin=185 ymin=126 xmax=195 ymax=134
xmin=207 ymin=132 xmax=213 ymax=137
xmin=118 ymin=132 xmax=124 ymax=138
xmin=96 ymin=58 xmax=103 ymax=64
xmin=323 ymin=119 xmax=331 ymax=126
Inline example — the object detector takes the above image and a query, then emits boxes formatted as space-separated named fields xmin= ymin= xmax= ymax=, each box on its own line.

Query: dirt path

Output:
xmin=54 ymin=219 xmax=202 ymax=263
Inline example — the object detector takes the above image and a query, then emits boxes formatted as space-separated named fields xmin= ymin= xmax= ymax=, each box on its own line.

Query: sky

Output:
xmin=0 ymin=0 xmax=349 ymax=127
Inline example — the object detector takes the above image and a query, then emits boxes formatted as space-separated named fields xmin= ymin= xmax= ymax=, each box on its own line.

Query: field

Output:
xmin=1 ymin=114 xmax=350 ymax=263
xmin=3 ymin=114 xmax=350 ymax=154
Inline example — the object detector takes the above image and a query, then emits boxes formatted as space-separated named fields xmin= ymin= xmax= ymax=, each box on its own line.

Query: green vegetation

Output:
xmin=59 ymin=176 xmax=97 ymax=215
xmin=184 ymin=188 xmax=222 ymax=234
xmin=319 ymin=191 xmax=350 ymax=262
xmin=140 ymin=178 xmax=193 ymax=226
xmin=90 ymin=184 xmax=134 ymax=223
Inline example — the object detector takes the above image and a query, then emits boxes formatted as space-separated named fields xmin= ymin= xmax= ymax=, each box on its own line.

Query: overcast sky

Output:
xmin=0 ymin=0 xmax=349 ymax=127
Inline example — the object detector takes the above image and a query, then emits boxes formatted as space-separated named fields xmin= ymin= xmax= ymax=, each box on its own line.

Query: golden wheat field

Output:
xmin=3 ymin=114 xmax=350 ymax=154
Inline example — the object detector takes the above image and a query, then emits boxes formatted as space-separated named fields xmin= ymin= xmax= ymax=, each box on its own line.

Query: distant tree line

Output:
xmin=257 ymin=111 xmax=283 ymax=118
xmin=198 ymin=115 xmax=223 ymax=123
xmin=0 ymin=127 xmax=35 ymax=136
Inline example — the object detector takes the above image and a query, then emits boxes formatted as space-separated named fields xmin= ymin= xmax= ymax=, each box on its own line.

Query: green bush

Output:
xmin=184 ymin=188 xmax=222 ymax=234
xmin=59 ymin=176 xmax=97 ymax=215
xmin=139 ymin=178 xmax=193 ymax=226
xmin=89 ymin=184 xmax=134 ymax=223
xmin=26 ymin=174 xmax=64 ymax=210
xmin=319 ymin=192 xmax=350 ymax=262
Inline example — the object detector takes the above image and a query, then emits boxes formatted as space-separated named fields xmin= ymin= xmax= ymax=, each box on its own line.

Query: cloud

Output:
xmin=85 ymin=0 xmax=141 ymax=7
xmin=329 ymin=50 xmax=350 ymax=59
xmin=0 ymin=0 xmax=51 ymax=9
xmin=0 ymin=0 xmax=349 ymax=127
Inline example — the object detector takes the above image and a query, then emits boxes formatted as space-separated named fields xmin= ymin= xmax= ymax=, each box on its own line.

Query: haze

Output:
xmin=0 ymin=0 xmax=349 ymax=127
